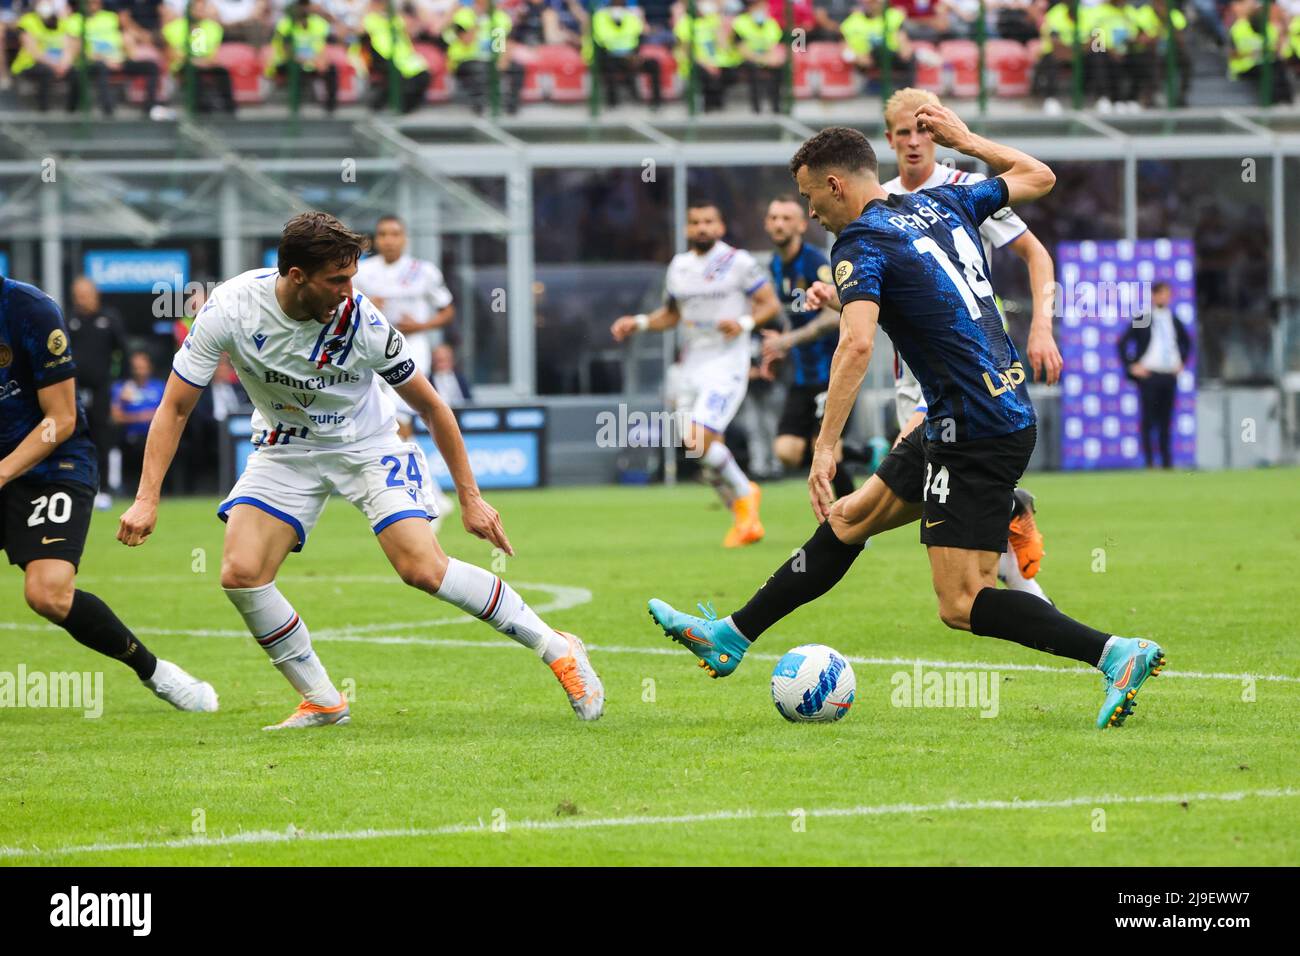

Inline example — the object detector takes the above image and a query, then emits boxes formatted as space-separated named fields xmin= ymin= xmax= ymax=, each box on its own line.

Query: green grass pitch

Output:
xmin=2 ymin=467 xmax=1298 ymax=866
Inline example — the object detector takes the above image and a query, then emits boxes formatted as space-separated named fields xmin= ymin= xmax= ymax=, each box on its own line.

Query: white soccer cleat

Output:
xmin=262 ymin=697 xmax=351 ymax=731
xmin=145 ymin=659 xmax=219 ymax=713
xmin=549 ymin=631 xmax=604 ymax=721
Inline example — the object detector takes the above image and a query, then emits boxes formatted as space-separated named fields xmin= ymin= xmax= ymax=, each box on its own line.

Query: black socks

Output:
xmin=831 ymin=467 xmax=855 ymax=500
xmin=59 ymin=590 xmax=158 ymax=681
xmin=731 ymin=521 xmax=865 ymax=641
xmin=969 ymin=587 xmax=1110 ymax=665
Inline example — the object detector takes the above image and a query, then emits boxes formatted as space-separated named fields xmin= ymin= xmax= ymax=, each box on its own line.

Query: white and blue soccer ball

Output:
xmin=771 ymin=644 xmax=855 ymax=723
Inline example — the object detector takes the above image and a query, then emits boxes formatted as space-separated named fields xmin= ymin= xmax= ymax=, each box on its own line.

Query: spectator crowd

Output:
xmin=1 ymin=0 xmax=1297 ymax=117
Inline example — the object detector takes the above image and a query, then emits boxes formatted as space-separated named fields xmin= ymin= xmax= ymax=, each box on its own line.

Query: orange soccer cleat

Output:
xmin=1007 ymin=487 xmax=1044 ymax=579
xmin=723 ymin=482 xmax=764 ymax=547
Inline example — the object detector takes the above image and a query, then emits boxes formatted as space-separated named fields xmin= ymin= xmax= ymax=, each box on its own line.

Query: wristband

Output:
xmin=737 ymin=314 xmax=755 ymax=333
xmin=634 ymin=313 xmax=650 ymax=331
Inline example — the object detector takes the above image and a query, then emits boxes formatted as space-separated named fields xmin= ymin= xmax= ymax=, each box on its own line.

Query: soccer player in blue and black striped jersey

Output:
xmin=0 ymin=277 xmax=216 ymax=712
xmin=649 ymin=106 xmax=1168 ymax=729
xmin=759 ymin=196 xmax=856 ymax=501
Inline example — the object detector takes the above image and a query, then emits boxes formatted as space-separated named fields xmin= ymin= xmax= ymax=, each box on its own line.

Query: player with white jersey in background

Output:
xmin=353 ymin=214 xmax=457 ymax=528
xmin=883 ymin=88 xmax=1063 ymax=601
xmin=118 ymin=212 xmax=603 ymax=729
xmin=611 ymin=199 xmax=781 ymax=548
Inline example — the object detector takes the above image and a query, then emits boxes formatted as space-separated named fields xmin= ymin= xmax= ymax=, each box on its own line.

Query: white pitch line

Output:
xmin=2 ymin=616 xmax=1297 ymax=685
xmin=2 ymin=787 xmax=1296 ymax=860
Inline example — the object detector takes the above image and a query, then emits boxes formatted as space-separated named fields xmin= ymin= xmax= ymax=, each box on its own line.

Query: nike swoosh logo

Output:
xmin=1113 ymin=656 xmax=1136 ymax=690
xmin=41 ymin=537 xmax=66 ymax=544
xmin=924 ymin=519 xmax=945 ymax=528
xmin=681 ymin=627 xmax=713 ymax=647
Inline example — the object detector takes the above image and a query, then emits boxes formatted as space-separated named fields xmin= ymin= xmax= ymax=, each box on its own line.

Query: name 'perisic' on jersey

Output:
xmin=831 ymin=176 xmax=1036 ymax=442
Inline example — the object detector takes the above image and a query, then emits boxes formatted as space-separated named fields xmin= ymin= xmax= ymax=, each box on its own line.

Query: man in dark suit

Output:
xmin=1118 ymin=281 xmax=1192 ymax=469
xmin=429 ymin=343 xmax=473 ymax=407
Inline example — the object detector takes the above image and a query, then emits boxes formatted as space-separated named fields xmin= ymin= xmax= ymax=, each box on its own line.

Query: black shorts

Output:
xmin=875 ymin=424 xmax=1037 ymax=553
xmin=0 ymin=478 xmax=95 ymax=569
xmin=777 ymin=383 xmax=852 ymax=441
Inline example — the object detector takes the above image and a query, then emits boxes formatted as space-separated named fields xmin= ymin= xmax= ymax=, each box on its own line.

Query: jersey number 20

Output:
xmin=914 ymin=228 xmax=994 ymax=319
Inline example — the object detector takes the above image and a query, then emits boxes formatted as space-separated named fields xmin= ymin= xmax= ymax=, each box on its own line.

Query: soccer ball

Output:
xmin=771 ymin=644 xmax=856 ymax=723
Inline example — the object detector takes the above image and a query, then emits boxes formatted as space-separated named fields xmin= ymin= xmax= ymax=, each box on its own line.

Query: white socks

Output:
xmin=224 ymin=582 xmax=342 ymax=707
xmin=999 ymin=546 xmax=1050 ymax=602
xmin=702 ymin=441 xmax=751 ymax=502
xmin=435 ymin=558 xmax=569 ymax=664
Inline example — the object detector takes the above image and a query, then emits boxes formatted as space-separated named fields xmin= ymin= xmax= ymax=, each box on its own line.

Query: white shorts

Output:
xmin=672 ymin=364 xmax=749 ymax=436
xmin=217 ymin=436 xmax=440 ymax=551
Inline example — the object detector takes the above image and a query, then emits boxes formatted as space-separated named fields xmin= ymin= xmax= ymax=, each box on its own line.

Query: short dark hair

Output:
xmin=769 ymin=193 xmax=804 ymax=210
xmin=1152 ymin=281 xmax=1172 ymax=294
xmin=278 ymin=212 xmax=368 ymax=277
xmin=788 ymin=127 xmax=879 ymax=179
xmin=375 ymin=214 xmax=405 ymax=231
xmin=687 ymin=198 xmax=723 ymax=219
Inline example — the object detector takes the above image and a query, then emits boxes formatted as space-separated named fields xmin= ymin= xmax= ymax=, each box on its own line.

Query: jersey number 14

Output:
xmin=913 ymin=228 xmax=994 ymax=319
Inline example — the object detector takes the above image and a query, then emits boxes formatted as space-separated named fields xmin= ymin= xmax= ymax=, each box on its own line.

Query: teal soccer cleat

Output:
xmin=1097 ymin=637 xmax=1166 ymax=729
xmin=647 ymin=598 xmax=749 ymax=678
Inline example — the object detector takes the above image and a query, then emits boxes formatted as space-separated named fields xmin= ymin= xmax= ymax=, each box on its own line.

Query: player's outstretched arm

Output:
xmin=611 ymin=301 xmax=680 ymax=342
xmin=810 ymin=299 xmax=879 ymax=521
xmin=117 ymin=373 xmax=203 ymax=547
xmin=0 ymin=379 xmax=80 ymax=493
xmin=914 ymin=103 xmax=1056 ymax=205
xmin=394 ymin=373 xmax=514 ymax=557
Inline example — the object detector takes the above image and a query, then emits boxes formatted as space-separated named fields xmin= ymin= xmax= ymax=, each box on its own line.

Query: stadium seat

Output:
xmin=808 ymin=41 xmax=857 ymax=100
xmin=938 ymin=39 xmax=979 ymax=98
xmin=513 ymin=44 xmax=546 ymax=103
xmin=911 ymin=40 xmax=943 ymax=93
xmin=986 ymin=39 xmax=1030 ymax=98
xmin=324 ymin=45 xmax=361 ymax=105
xmin=215 ymin=42 xmax=268 ymax=104
xmin=790 ymin=45 xmax=815 ymax=99
xmin=529 ymin=44 xmax=589 ymax=103
xmin=638 ymin=44 xmax=681 ymax=101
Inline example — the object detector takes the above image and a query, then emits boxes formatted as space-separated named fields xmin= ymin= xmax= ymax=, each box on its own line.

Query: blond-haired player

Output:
xmin=882 ymin=87 xmax=1062 ymax=600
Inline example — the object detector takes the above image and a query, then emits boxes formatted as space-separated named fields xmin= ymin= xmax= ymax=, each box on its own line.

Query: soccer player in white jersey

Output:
xmin=883 ymin=88 xmax=1063 ymax=601
xmin=117 ymin=213 xmax=603 ymax=728
xmin=353 ymin=214 xmax=457 ymax=527
xmin=611 ymin=199 xmax=781 ymax=548
xmin=353 ymin=214 xmax=455 ymax=440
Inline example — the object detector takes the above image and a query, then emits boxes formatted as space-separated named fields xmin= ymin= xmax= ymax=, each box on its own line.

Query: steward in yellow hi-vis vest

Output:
xmin=590 ymin=0 xmax=662 ymax=108
xmin=445 ymin=0 xmax=525 ymax=115
xmin=60 ymin=0 xmax=161 ymax=117
xmin=840 ymin=0 xmax=916 ymax=91
xmin=360 ymin=0 xmax=431 ymax=113
xmin=161 ymin=0 xmax=236 ymax=114
xmin=674 ymin=1 xmax=742 ymax=111
xmin=1227 ymin=0 xmax=1294 ymax=104
xmin=730 ymin=0 xmax=784 ymax=113
xmin=267 ymin=0 xmax=339 ymax=114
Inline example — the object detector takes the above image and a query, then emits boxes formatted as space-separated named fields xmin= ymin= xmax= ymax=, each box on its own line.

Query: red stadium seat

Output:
xmin=323 ymin=45 xmax=360 ymax=104
xmin=938 ymin=39 xmax=978 ymax=98
xmin=214 ymin=42 xmax=267 ymax=104
xmin=790 ymin=44 xmax=815 ymax=99
xmin=513 ymin=43 xmax=546 ymax=103
xmin=910 ymin=40 xmax=943 ymax=93
xmin=808 ymin=41 xmax=856 ymax=100
xmin=985 ymin=39 xmax=1030 ymax=97
xmin=638 ymin=44 xmax=681 ymax=101
xmin=530 ymin=44 xmax=589 ymax=103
